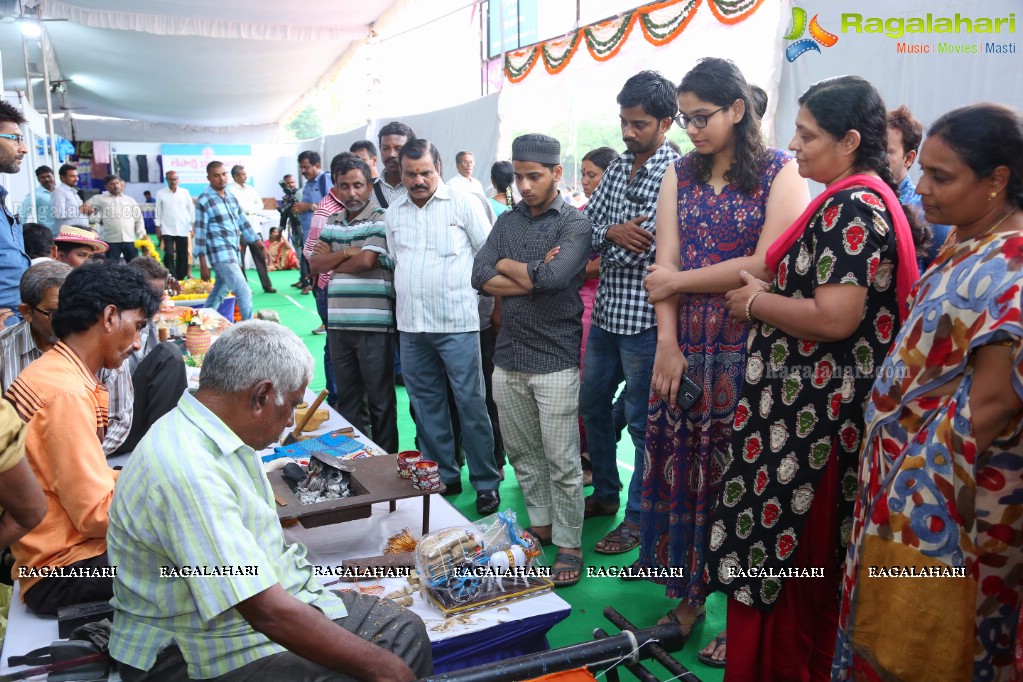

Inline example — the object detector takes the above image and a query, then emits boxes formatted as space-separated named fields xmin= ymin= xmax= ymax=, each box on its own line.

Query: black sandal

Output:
xmin=552 ymin=551 xmax=584 ymax=587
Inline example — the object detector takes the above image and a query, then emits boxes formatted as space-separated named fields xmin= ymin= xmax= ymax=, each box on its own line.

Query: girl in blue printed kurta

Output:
xmin=638 ymin=58 xmax=808 ymax=666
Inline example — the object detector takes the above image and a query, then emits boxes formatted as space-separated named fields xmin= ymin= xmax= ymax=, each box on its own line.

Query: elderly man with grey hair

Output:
xmin=107 ymin=321 xmax=431 ymax=682
xmin=0 ymin=261 xmax=72 ymax=392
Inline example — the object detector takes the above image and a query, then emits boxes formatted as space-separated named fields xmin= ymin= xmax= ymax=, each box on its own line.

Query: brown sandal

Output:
xmin=584 ymin=494 xmax=620 ymax=518
xmin=594 ymin=521 xmax=639 ymax=554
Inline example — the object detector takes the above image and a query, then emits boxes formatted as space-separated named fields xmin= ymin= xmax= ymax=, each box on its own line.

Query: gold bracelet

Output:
xmin=745 ymin=290 xmax=766 ymax=322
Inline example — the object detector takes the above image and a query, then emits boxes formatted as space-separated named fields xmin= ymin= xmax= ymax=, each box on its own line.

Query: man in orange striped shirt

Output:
xmin=5 ymin=261 xmax=160 ymax=614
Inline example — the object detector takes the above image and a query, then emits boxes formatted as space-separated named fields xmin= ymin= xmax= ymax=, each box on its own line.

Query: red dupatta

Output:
xmin=764 ymin=173 xmax=919 ymax=322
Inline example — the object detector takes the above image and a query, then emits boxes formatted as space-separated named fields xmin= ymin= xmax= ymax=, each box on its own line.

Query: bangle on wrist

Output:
xmin=745 ymin=290 xmax=766 ymax=322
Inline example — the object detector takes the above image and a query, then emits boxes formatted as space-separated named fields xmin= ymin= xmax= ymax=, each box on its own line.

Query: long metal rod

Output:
xmin=39 ymin=31 xmax=57 ymax=170
xmin=417 ymin=623 xmax=681 ymax=682
xmin=603 ymin=607 xmax=698 ymax=680
xmin=594 ymin=628 xmax=658 ymax=682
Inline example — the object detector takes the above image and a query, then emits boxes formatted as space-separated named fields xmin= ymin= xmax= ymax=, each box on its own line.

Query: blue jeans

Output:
xmin=400 ymin=331 xmax=500 ymax=492
xmin=208 ymin=261 xmax=252 ymax=320
xmin=579 ymin=324 xmax=657 ymax=524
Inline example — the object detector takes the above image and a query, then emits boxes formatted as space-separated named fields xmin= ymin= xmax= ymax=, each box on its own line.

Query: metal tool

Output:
xmin=281 ymin=388 xmax=328 ymax=446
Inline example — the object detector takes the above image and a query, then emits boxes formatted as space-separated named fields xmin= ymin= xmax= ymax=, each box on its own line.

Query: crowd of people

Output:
xmin=0 ymin=54 xmax=1019 ymax=681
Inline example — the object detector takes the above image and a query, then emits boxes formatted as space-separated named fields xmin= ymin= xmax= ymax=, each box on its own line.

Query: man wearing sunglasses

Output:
xmin=0 ymin=101 xmax=31 ymax=328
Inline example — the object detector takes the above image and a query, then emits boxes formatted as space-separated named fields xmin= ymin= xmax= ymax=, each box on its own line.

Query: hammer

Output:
xmin=281 ymin=389 xmax=329 ymax=446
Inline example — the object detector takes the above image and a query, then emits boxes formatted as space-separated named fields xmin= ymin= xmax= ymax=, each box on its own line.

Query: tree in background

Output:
xmin=285 ymin=105 xmax=323 ymax=141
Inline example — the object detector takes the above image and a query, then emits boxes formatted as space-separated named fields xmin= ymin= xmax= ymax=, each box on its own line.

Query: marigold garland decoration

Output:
xmin=541 ymin=32 xmax=581 ymax=74
xmin=706 ymin=0 xmax=765 ymax=26
xmin=502 ymin=0 xmax=764 ymax=83
xmin=583 ymin=13 xmax=636 ymax=62
xmin=505 ymin=46 xmax=540 ymax=83
xmin=638 ymin=0 xmax=701 ymax=46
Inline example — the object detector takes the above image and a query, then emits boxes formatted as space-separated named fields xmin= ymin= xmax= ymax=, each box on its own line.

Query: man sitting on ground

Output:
xmin=6 ymin=261 xmax=160 ymax=615
xmin=53 ymin=225 xmax=108 ymax=268
xmin=108 ymin=321 xmax=431 ymax=681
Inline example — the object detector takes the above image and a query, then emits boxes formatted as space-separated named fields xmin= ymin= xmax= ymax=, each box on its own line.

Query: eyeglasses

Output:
xmin=673 ymin=106 xmax=728 ymax=130
xmin=31 ymin=306 xmax=55 ymax=319
xmin=0 ymin=133 xmax=25 ymax=145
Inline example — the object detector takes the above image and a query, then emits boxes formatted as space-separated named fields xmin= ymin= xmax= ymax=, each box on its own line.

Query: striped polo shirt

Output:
xmin=108 ymin=392 xmax=347 ymax=678
xmin=319 ymin=198 xmax=395 ymax=333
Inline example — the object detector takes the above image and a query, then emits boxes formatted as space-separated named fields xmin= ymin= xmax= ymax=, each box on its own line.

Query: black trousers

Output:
xmin=23 ymin=553 xmax=113 ymax=616
xmin=112 ymin=342 xmax=188 ymax=455
xmin=479 ymin=324 xmax=505 ymax=467
xmin=162 ymin=235 xmax=190 ymax=280
xmin=328 ymin=330 xmax=398 ymax=454
xmin=240 ymin=241 xmax=274 ymax=292
xmin=106 ymin=241 xmax=139 ymax=263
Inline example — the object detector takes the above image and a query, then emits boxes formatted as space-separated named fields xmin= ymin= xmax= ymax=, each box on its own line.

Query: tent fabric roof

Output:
xmin=3 ymin=0 xmax=401 ymax=128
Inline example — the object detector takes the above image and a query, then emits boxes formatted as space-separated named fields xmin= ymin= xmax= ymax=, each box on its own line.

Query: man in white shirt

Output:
xmin=154 ymin=171 xmax=194 ymax=281
xmin=447 ymin=151 xmax=486 ymax=196
xmin=228 ymin=165 xmax=275 ymax=293
xmin=385 ymin=139 xmax=501 ymax=516
xmin=87 ymin=175 xmax=144 ymax=262
xmin=50 ymin=163 xmax=92 ymax=228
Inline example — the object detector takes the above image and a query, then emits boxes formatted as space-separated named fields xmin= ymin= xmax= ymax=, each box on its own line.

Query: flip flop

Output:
xmin=662 ymin=610 xmax=706 ymax=645
xmin=594 ymin=521 xmax=639 ymax=555
xmin=696 ymin=633 xmax=726 ymax=668
xmin=551 ymin=551 xmax=584 ymax=587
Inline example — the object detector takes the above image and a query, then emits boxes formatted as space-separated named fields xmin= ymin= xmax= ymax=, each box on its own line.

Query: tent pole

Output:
xmin=20 ymin=37 xmax=39 ymax=221
xmin=21 ymin=35 xmax=33 ymax=109
xmin=39 ymin=31 xmax=58 ymax=170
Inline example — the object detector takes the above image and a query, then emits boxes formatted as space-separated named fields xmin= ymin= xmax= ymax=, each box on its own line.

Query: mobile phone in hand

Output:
xmin=677 ymin=374 xmax=702 ymax=410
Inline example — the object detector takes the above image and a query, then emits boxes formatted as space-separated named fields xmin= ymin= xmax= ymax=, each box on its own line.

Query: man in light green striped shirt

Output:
xmin=108 ymin=321 xmax=430 ymax=681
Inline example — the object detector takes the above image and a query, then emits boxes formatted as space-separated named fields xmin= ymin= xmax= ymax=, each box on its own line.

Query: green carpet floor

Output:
xmin=236 ymin=266 xmax=727 ymax=681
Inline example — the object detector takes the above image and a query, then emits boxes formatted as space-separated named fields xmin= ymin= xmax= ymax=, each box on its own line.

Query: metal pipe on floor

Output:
xmin=603 ymin=607 xmax=699 ymax=680
xmin=594 ymin=627 xmax=658 ymax=682
xmin=417 ymin=624 xmax=682 ymax=682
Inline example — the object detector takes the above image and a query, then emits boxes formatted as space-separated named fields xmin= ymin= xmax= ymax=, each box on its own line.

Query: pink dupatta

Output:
xmin=765 ymin=173 xmax=919 ymax=322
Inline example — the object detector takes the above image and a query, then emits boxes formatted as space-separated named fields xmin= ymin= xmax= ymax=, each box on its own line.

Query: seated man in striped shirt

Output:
xmin=6 ymin=261 xmax=160 ymax=615
xmin=309 ymin=153 xmax=398 ymax=455
xmin=108 ymin=322 xmax=430 ymax=681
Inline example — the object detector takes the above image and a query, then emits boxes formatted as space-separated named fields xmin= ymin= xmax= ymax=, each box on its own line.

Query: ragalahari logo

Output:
xmin=785 ymin=6 xmax=839 ymax=61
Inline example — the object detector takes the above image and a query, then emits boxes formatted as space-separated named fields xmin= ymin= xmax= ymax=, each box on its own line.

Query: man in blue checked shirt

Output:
xmin=194 ymin=161 xmax=263 ymax=320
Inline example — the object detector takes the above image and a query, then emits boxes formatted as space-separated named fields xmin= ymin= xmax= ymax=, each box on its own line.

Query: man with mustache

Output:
xmin=374 ymin=121 xmax=415 ymax=209
xmin=21 ymin=165 xmax=57 ymax=234
xmin=309 ymin=153 xmax=398 ymax=454
xmin=386 ymin=139 xmax=502 ymax=515
xmin=581 ymin=71 xmax=679 ymax=555
xmin=5 ymin=261 xmax=160 ymax=615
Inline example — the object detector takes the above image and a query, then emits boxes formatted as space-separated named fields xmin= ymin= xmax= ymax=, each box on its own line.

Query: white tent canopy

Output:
xmin=0 ymin=0 xmax=405 ymax=137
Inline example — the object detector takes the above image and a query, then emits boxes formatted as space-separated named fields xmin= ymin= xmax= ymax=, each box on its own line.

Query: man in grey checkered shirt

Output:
xmin=581 ymin=71 xmax=680 ymax=556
